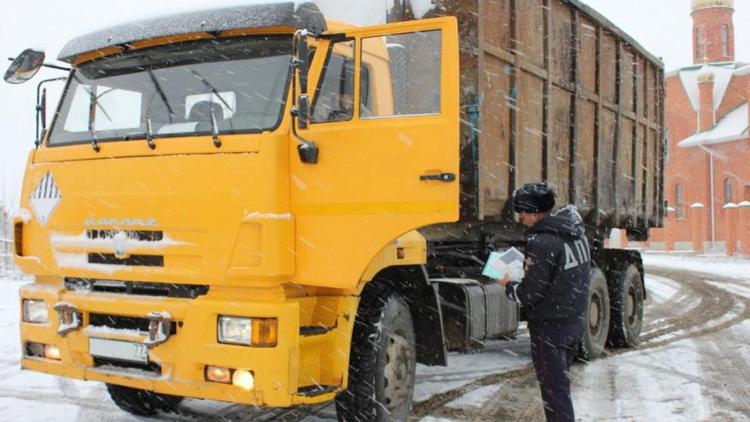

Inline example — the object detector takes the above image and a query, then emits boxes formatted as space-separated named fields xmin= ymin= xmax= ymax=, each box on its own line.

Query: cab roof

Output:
xmin=57 ymin=2 xmax=326 ymax=63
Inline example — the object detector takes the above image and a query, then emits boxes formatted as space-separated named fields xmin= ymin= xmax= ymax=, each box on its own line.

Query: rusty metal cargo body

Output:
xmin=394 ymin=0 xmax=665 ymax=240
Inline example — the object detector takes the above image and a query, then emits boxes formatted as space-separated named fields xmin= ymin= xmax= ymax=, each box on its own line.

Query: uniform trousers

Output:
xmin=528 ymin=319 xmax=583 ymax=422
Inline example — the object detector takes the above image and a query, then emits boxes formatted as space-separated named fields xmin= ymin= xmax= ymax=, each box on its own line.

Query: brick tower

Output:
xmin=692 ymin=0 xmax=735 ymax=64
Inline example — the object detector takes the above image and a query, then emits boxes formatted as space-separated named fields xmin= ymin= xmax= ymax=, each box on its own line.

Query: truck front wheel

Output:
xmin=607 ymin=264 xmax=644 ymax=347
xmin=579 ymin=268 xmax=610 ymax=360
xmin=336 ymin=288 xmax=416 ymax=421
xmin=106 ymin=384 xmax=183 ymax=416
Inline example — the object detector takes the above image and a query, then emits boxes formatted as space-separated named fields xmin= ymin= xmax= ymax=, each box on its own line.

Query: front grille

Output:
xmin=87 ymin=230 xmax=163 ymax=242
xmin=88 ymin=253 xmax=164 ymax=267
xmin=65 ymin=278 xmax=209 ymax=299
xmin=93 ymin=357 xmax=162 ymax=375
xmin=89 ymin=313 xmax=177 ymax=335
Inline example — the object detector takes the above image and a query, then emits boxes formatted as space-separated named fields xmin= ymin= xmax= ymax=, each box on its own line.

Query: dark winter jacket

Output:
xmin=505 ymin=205 xmax=591 ymax=324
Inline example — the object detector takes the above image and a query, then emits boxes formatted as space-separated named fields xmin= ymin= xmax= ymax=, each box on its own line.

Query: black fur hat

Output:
xmin=512 ymin=182 xmax=556 ymax=213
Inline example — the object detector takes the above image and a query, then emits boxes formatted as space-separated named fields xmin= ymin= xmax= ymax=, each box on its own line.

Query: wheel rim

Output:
xmin=589 ymin=292 xmax=602 ymax=334
xmin=626 ymin=287 xmax=636 ymax=325
xmin=382 ymin=329 xmax=415 ymax=413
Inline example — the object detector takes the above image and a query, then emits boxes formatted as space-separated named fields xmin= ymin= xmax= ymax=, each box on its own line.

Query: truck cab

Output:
xmin=9 ymin=3 xmax=460 ymax=419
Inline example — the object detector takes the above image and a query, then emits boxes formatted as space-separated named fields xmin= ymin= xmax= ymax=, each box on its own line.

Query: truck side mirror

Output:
xmin=292 ymin=30 xmax=310 ymax=95
xmin=297 ymin=94 xmax=310 ymax=129
xmin=292 ymin=29 xmax=311 ymax=128
xmin=4 ymin=49 xmax=45 ymax=84
xmin=290 ymin=29 xmax=318 ymax=164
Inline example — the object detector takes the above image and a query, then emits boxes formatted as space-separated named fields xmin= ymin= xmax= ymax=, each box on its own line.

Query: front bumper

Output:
xmin=19 ymin=282 xmax=343 ymax=407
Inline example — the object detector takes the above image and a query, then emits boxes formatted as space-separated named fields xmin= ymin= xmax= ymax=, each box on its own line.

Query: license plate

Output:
xmin=89 ymin=338 xmax=149 ymax=364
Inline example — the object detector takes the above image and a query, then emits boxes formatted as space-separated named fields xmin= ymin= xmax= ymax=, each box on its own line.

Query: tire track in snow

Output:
xmin=410 ymin=267 xmax=750 ymax=420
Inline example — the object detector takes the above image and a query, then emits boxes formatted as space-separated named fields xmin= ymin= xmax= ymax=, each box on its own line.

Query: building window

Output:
xmin=724 ymin=177 xmax=733 ymax=204
xmin=664 ymin=130 xmax=670 ymax=164
xmin=722 ymin=24 xmax=729 ymax=57
xmin=695 ymin=27 xmax=704 ymax=59
xmin=675 ymin=183 xmax=685 ymax=219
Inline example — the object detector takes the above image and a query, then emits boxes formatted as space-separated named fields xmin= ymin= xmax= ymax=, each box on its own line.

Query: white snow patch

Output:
xmin=12 ymin=208 xmax=32 ymax=223
xmin=644 ymin=274 xmax=681 ymax=303
xmin=49 ymin=231 xmax=187 ymax=250
xmin=445 ymin=384 xmax=501 ymax=409
xmin=643 ymin=252 xmax=750 ymax=281
xmin=414 ymin=334 xmax=530 ymax=402
xmin=678 ymin=64 xmax=735 ymax=112
xmin=575 ymin=340 xmax=712 ymax=421
xmin=705 ymin=280 xmax=750 ymax=300
xmin=51 ymin=252 xmax=118 ymax=274
xmin=243 ymin=211 xmax=293 ymax=220
xmin=0 ymin=398 xmax=79 ymax=422
xmin=84 ymin=325 xmax=146 ymax=338
xmin=650 ymin=296 xmax=745 ymax=343
xmin=678 ymin=104 xmax=748 ymax=148
xmin=48 ymin=231 xmax=188 ymax=273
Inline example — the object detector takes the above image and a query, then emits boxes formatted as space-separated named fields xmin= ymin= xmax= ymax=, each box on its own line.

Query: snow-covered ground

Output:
xmin=411 ymin=252 xmax=750 ymax=420
xmin=643 ymin=251 xmax=750 ymax=280
xmin=0 ymin=252 xmax=748 ymax=420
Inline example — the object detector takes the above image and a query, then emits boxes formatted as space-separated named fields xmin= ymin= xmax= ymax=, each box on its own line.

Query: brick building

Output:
xmin=649 ymin=0 xmax=750 ymax=255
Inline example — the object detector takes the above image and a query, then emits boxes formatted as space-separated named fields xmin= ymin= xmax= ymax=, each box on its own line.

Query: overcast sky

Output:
xmin=0 ymin=0 xmax=748 ymax=211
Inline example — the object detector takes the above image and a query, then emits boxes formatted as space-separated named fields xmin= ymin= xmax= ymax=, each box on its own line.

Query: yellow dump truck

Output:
xmin=6 ymin=1 xmax=664 ymax=420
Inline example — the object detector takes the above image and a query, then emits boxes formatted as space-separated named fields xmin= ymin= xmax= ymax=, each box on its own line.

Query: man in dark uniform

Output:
xmin=497 ymin=182 xmax=591 ymax=422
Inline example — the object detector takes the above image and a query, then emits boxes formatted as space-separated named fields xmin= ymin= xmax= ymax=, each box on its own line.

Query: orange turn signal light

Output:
xmin=251 ymin=318 xmax=278 ymax=347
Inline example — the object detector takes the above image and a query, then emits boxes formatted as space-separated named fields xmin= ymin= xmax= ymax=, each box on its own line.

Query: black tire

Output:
xmin=106 ymin=384 xmax=183 ymax=416
xmin=335 ymin=286 xmax=417 ymax=422
xmin=607 ymin=264 xmax=644 ymax=347
xmin=579 ymin=268 xmax=610 ymax=361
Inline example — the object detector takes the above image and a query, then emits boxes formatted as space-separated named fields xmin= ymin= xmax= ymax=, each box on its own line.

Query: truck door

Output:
xmin=290 ymin=17 xmax=459 ymax=289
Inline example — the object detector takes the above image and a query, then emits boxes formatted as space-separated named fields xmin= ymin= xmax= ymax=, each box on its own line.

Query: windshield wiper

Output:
xmin=87 ymin=89 xmax=100 ymax=152
xmin=209 ymin=103 xmax=221 ymax=148
xmin=189 ymin=69 xmax=234 ymax=112
xmin=147 ymin=70 xmax=174 ymax=123
xmin=189 ymin=69 xmax=228 ymax=148
xmin=146 ymin=114 xmax=156 ymax=149
xmin=89 ymin=129 xmax=100 ymax=152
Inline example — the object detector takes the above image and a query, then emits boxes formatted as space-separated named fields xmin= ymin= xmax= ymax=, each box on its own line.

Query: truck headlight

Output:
xmin=218 ymin=316 xmax=252 ymax=345
xmin=218 ymin=316 xmax=277 ymax=347
xmin=22 ymin=300 xmax=49 ymax=324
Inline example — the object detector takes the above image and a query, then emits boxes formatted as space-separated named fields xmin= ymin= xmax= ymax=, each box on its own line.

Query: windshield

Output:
xmin=48 ymin=36 xmax=292 ymax=147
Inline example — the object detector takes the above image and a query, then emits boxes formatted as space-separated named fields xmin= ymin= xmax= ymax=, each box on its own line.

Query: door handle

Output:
xmin=420 ymin=172 xmax=456 ymax=182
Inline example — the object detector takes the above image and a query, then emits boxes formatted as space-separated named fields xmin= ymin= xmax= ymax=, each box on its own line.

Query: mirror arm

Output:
xmin=42 ymin=63 xmax=70 ymax=72
xmin=34 ymin=77 xmax=67 ymax=147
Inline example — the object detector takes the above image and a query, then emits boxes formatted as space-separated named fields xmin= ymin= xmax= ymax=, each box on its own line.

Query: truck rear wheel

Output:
xmin=336 ymin=288 xmax=416 ymax=422
xmin=579 ymin=268 xmax=610 ymax=361
xmin=106 ymin=384 xmax=183 ymax=416
xmin=607 ymin=264 xmax=644 ymax=347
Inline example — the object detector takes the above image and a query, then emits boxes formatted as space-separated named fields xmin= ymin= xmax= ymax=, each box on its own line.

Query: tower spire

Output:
xmin=691 ymin=0 xmax=735 ymax=64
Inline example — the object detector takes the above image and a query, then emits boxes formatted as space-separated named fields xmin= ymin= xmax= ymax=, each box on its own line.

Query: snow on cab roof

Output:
xmin=57 ymin=2 xmax=326 ymax=63
xmin=678 ymin=103 xmax=748 ymax=148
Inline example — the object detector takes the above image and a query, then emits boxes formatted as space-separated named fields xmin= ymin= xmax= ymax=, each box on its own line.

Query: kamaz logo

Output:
xmin=85 ymin=218 xmax=158 ymax=227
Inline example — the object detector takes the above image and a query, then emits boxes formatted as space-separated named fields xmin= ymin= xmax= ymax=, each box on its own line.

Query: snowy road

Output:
xmin=0 ymin=253 xmax=748 ymax=421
